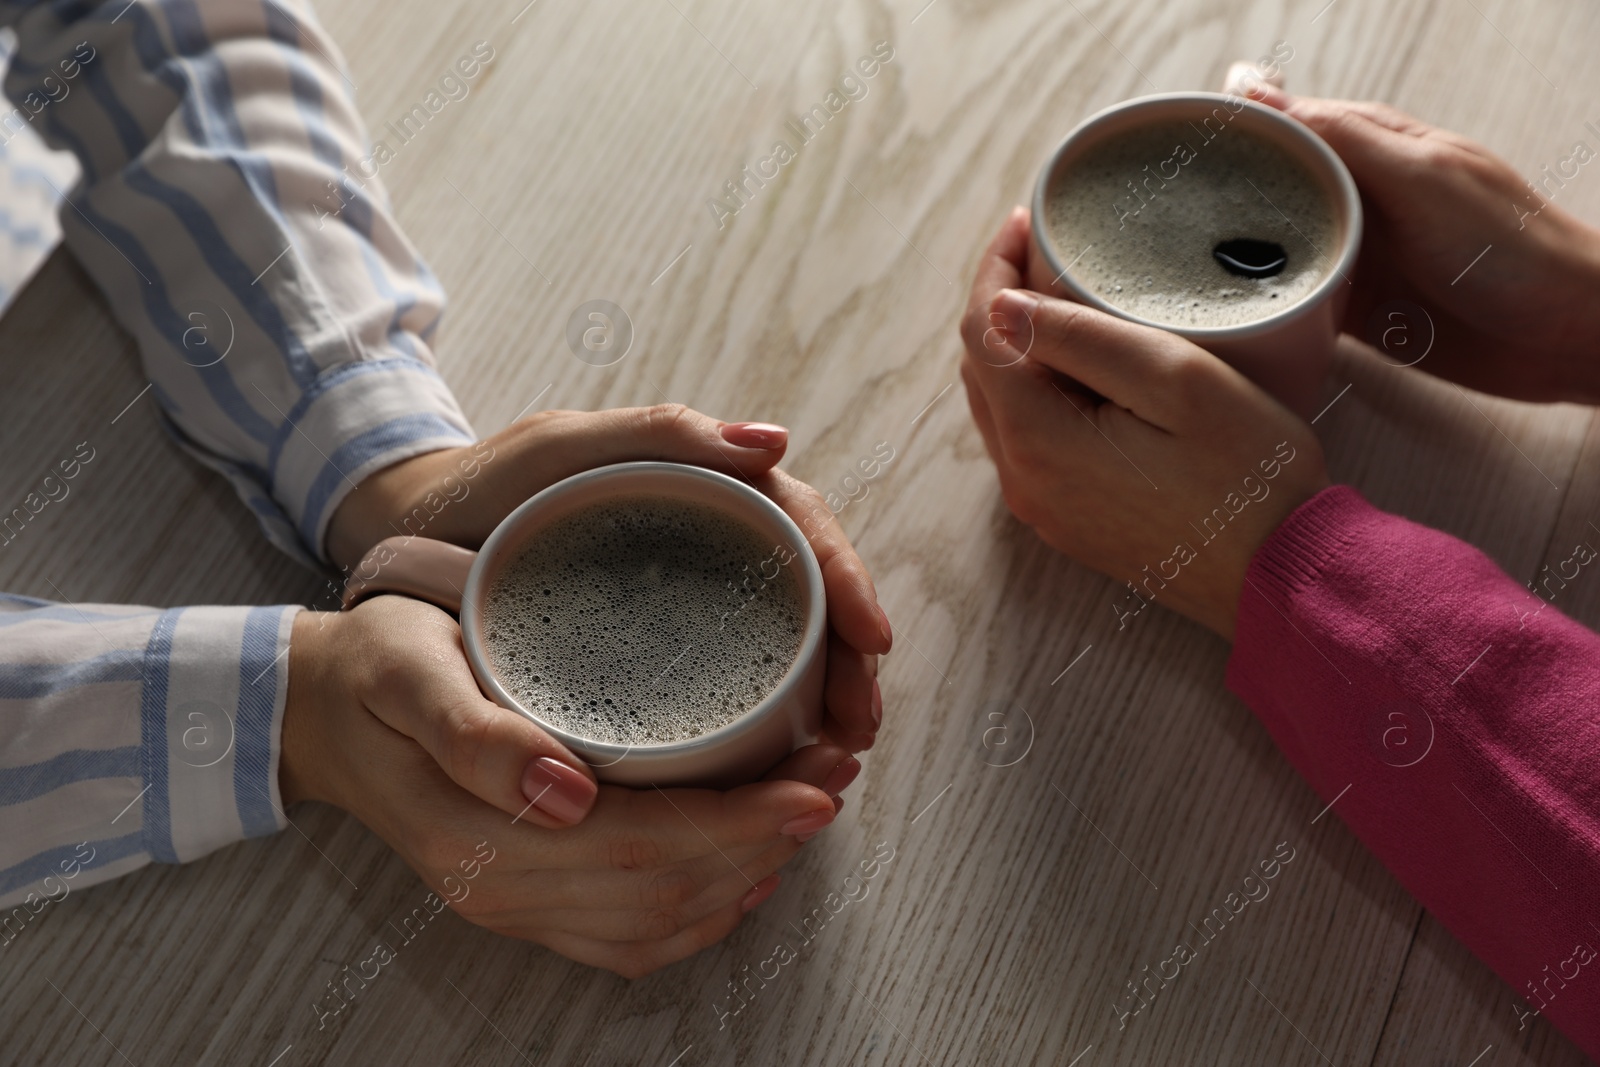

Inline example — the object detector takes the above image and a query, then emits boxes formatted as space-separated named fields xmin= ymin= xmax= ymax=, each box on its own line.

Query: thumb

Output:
xmin=987 ymin=287 xmax=1217 ymax=429
xmin=362 ymin=599 xmax=600 ymax=829
xmin=428 ymin=691 xmax=601 ymax=830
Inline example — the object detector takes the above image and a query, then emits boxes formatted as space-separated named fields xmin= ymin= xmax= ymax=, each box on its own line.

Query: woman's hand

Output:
xmin=282 ymin=596 xmax=859 ymax=977
xmin=324 ymin=405 xmax=792 ymax=564
xmin=327 ymin=404 xmax=891 ymax=753
xmin=1225 ymin=69 xmax=1600 ymax=403
xmin=959 ymin=209 xmax=1330 ymax=639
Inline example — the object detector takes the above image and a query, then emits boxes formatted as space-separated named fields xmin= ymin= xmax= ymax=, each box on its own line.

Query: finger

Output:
xmin=513 ymin=897 xmax=751 ymax=979
xmin=963 ymin=346 xmax=1092 ymax=474
xmin=961 ymin=361 xmax=1004 ymax=467
xmin=820 ymin=717 xmax=875 ymax=753
xmin=820 ymin=631 xmax=878 ymax=744
xmin=1317 ymin=100 xmax=1497 ymax=162
xmin=1222 ymin=59 xmax=1286 ymax=99
xmin=1274 ymin=98 xmax=1439 ymax=187
xmin=963 ymin=357 xmax=1073 ymax=538
xmin=762 ymin=741 xmax=861 ymax=798
xmin=1315 ymin=99 xmax=1438 ymax=137
xmin=536 ymin=777 xmax=835 ymax=871
xmin=498 ymin=831 xmax=783 ymax=913
xmin=961 ymin=208 xmax=1035 ymax=367
xmin=355 ymin=598 xmax=599 ymax=830
xmin=496 ymin=839 xmax=798 ymax=941
xmin=982 ymin=287 xmax=1214 ymax=430
xmin=495 ymin=404 xmax=788 ymax=492
xmin=757 ymin=468 xmax=891 ymax=655
xmin=1217 ymin=66 xmax=1430 ymax=142
xmin=821 ymin=724 xmax=876 ymax=753
xmin=966 ymin=206 xmax=1031 ymax=318
xmin=1212 ymin=79 xmax=1452 ymax=188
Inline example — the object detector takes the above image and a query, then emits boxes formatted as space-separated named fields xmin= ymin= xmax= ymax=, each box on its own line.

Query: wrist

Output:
xmin=1212 ymin=470 xmax=1333 ymax=642
xmin=280 ymin=610 xmax=344 ymax=807
xmin=325 ymin=446 xmax=465 ymax=568
xmin=1572 ymin=226 xmax=1600 ymax=399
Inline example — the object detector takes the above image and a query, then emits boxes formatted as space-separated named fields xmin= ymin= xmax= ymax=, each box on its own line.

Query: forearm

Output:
xmin=0 ymin=595 xmax=298 ymax=914
xmin=1227 ymin=487 xmax=1600 ymax=1053
xmin=2 ymin=0 xmax=475 ymax=565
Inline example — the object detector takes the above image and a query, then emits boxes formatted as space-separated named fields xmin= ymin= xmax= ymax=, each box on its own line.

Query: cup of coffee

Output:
xmin=1027 ymin=91 xmax=1362 ymax=418
xmin=342 ymin=462 xmax=828 ymax=788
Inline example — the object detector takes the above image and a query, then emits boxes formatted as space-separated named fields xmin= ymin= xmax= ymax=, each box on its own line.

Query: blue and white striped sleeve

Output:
xmin=0 ymin=597 xmax=300 ymax=914
xmin=2 ymin=0 xmax=476 ymax=566
xmin=0 ymin=0 xmax=474 ymax=910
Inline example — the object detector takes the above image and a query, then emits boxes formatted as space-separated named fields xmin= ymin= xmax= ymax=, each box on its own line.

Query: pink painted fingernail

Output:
xmin=720 ymin=422 xmax=788 ymax=449
xmin=797 ymin=797 xmax=845 ymax=844
xmin=990 ymin=289 xmax=1038 ymax=347
xmin=870 ymin=679 xmax=883 ymax=730
xmin=822 ymin=756 xmax=861 ymax=797
xmin=741 ymin=874 xmax=781 ymax=912
xmin=780 ymin=808 xmax=834 ymax=837
xmin=522 ymin=757 xmax=597 ymax=826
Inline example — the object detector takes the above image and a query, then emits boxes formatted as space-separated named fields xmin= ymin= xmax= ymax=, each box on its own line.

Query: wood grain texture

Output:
xmin=2 ymin=0 xmax=1597 ymax=1062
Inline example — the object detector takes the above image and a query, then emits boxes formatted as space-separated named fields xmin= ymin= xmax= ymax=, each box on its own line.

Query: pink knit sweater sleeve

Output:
xmin=1226 ymin=485 xmax=1600 ymax=1056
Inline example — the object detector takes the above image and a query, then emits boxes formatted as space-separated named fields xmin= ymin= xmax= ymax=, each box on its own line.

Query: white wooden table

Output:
xmin=3 ymin=0 xmax=1597 ymax=1062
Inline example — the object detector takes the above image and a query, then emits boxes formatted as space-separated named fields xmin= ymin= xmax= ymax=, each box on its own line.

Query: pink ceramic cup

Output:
xmin=341 ymin=461 xmax=828 ymax=789
xmin=1027 ymin=91 xmax=1363 ymax=419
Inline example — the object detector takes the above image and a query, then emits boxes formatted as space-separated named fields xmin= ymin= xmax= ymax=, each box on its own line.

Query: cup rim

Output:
xmin=458 ymin=461 xmax=828 ymax=768
xmin=1030 ymin=90 xmax=1363 ymax=339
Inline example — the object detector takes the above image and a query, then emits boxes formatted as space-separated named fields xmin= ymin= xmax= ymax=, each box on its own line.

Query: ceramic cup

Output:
xmin=1027 ymin=91 xmax=1363 ymax=419
xmin=342 ymin=461 xmax=828 ymax=789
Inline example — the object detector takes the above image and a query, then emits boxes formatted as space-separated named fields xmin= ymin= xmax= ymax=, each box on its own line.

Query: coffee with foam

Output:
xmin=482 ymin=496 xmax=805 ymax=746
xmin=1045 ymin=115 xmax=1339 ymax=329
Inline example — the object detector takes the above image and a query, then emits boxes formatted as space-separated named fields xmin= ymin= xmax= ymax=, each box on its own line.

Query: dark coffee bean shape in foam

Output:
xmin=1212 ymin=238 xmax=1288 ymax=279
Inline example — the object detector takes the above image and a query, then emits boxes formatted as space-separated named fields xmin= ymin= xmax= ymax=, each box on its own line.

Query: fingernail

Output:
xmin=741 ymin=874 xmax=781 ymax=912
xmin=985 ymin=287 xmax=1036 ymax=347
xmin=522 ymin=757 xmax=598 ymax=826
xmin=720 ymin=422 xmax=788 ymax=449
xmin=870 ymin=679 xmax=883 ymax=730
xmin=1224 ymin=61 xmax=1256 ymax=92
xmin=822 ymin=756 xmax=861 ymax=797
xmin=780 ymin=808 xmax=835 ymax=837
xmin=1225 ymin=62 xmax=1287 ymax=104
xmin=876 ymin=604 xmax=893 ymax=649
xmin=798 ymin=797 xmax=846 ymax=842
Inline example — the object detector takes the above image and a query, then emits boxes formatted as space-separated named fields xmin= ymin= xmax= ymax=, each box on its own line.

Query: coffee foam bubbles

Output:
xmin=1046 ymin=116 xmax=1339 ymax=329
xmin=482 ymin=496 xmax=805 ymax=746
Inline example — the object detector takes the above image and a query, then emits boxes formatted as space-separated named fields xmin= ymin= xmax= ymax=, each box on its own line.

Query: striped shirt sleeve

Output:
xmin=1 ymin=0 xmax=476 ymax=566
xmin=0 ymin=597 xmax=300 ymax=914
xmin=1 ymin=0 xmax=473 ymax=912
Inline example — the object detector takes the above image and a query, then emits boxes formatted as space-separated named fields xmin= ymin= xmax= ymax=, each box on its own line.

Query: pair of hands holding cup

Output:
xmin=279 ymin=72 xmax=1600 ymax=980
xmin=281 ymin=406 xmax=890 ymax=978
xmin=961 ymin=72 xmax=1600 ymax=640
